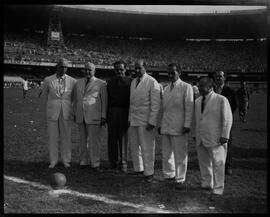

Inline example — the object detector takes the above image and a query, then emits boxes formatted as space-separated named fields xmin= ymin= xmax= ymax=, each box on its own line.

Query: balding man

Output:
xmin=193 ymin=77 xmax=232 ymax=200
xmin=73 ymin=62 xmax=107 ymax=170
xmin=129 ymin=60 xmax=161 ymax=183
xmin=42 ymin=58 xmax=76 ymax=169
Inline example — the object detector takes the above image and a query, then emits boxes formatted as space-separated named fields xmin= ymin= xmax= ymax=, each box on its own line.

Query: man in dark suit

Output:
xmin=214 ymin=71 xmax=237 ymax=176
xmin=107 ymin=60 xmax=132 ymax=171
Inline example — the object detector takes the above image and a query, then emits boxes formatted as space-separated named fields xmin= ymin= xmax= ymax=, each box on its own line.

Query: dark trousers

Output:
xmin=226 ymin=129 xmax=233 ymax=169
xmin=107 ymin=107 xmax=129 ymax=167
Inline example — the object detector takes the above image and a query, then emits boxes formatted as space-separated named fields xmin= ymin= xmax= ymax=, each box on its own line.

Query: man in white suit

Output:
xmin=193 ymin=77 xmax=232 ymax=200
xmin=73 ymin=62 xmax=107 ymax=170
xmin=42 ymin=58 xmax=76 ymax=169
xmin=128 ymin=59 xmax=161 ymax=183
xmin=160 ymin=63 xmax=193 ymax=188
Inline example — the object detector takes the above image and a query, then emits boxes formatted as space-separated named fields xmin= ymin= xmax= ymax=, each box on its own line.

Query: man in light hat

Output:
xmin=42 ymin=58 xmax=77 ymax=169
xmin=73 ymin=62 xmax=107 ymax=170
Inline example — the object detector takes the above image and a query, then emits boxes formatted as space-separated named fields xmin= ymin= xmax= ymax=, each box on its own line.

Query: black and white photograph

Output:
xmin=3 ymin=2 xmax=268 ymax=213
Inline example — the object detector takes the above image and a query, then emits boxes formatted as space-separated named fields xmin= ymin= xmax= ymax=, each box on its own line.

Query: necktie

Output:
xmin=201 ymin=96 xmax=206 ymax=113
xmin=170 ymin=82 xmax=174 ymax=91
xmin=58 ymin=77 xmax=65 ymax=95
xmin=136 ymin=77 xmax=141 ymax=87
xmin=86 ymin=77 xmax=90 ymax=86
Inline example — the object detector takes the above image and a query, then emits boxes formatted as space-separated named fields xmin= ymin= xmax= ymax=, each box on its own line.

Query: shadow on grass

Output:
xmin=232 ymin=147 xmax=267 ymax=159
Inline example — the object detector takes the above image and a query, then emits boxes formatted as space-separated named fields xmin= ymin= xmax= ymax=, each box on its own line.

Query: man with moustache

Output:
xmin=107 ymin=60 xmax=132 ymax=171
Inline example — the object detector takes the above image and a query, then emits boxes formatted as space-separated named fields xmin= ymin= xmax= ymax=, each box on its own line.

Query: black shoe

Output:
xmin=175 ymin=182 xmax=185 ymax=190
xmin=92 ymin=166 xmax=101 ymax=172
xmin=128 ymin=171 xmax=144 ymax=176
xmin=79 ymin=165 xmax=89 ymax=169
xmin=225 ymin=168 xmax=232 ymax=176
xmin=165 ymin=177 xmax=175 ymax=182
xmin=144 ymin=175 xmax=154 ymax=183
xmin=209 ymin=193 xmax=222 ymax=202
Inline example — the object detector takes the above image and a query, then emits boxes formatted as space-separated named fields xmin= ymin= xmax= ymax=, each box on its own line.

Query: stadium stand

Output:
xmin=4 ymin=31 xmax=267 ymax=72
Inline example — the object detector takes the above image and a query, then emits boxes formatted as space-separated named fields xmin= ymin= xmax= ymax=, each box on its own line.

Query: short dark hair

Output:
xmin=113 ymin=60 xmax=126 ymax=68
xmin=168 ymin=63 xmax=177 ymax=68
xmin=199 ymin=76 xmax=214 ymax=88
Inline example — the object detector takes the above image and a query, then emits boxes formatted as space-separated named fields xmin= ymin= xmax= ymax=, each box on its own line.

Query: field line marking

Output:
xmin=4 ymin=175 xmax=174 ymax=213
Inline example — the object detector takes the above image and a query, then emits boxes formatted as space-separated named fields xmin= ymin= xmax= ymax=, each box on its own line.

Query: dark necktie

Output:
xmin=86 ymin=77 xmax=90 ymax=86
xmin=58 ymin=77 xmax=65 ymax=95
xmin=170 ymin=82 xmax=174 ymax=91
xmin=201 ymin=96 xmax=206 ymax=114
xmin=136 ymin=77 xmax=141 ymax=87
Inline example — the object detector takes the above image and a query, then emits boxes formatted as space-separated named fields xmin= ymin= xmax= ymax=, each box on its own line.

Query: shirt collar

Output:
xmin=204 ymin=90 xmax=214 ymax=102
xmin=56 ymin=74 xmax=66 ymax=80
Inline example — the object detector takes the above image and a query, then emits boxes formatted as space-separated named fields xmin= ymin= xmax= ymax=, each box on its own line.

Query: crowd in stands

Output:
xmin=4 ymin=32 xmax=267 ymax=72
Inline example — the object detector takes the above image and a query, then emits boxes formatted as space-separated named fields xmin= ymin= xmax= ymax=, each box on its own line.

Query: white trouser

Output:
xmin=162 ymin=134 xmax=188 ymax=183
xmin=78 ymin=122 xmax=101 ymax=168
xmin=197 ymin=142 xmax=227 ymax=195
xmin=47 ymin=109 xmax=72 ymax=165
xmin=129 ymin=126 xmax=155 ymax=176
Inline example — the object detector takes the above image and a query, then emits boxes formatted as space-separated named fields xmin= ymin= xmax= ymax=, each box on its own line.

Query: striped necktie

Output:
xmin=136 ymin=77 xmax=141 ymax=87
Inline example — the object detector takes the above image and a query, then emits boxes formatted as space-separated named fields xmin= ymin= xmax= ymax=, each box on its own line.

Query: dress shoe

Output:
xmin=164 ymin=177 xmax=175 ymax=182
xmin=63 ymin=163 xmax=70 ymax=168
xmin=209 ymin=193 xmax=222 ymax=202
xmin=79 ymin=165 xmax=88 ymax=169
xmin=201 ymin=184 xmax=212 ymax=190
xmin=144 ymin=175 xmax=154 ymax=183
xmin=175 ymin=182 xmax=185 ymax=189
xmin=128 ymin=171 xmax=144 ymax=176
xmin=48 ymin=163 xmax=56 ymax=169
xmin=225 ymin=168 xmax=232 ymax=176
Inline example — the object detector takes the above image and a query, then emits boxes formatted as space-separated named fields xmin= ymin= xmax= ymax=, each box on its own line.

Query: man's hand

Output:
xmin=100 ymin=118 xmax=106 ymax=127
xmin=146 ymin=123 xmax=155 ymax=131
xmin=182 ymin=127 xmax=190 ymax=134
xmin=219 ymin=137 xmax=229 ymax=145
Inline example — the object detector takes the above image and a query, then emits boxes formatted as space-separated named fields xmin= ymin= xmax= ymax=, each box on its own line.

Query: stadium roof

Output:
xmin=4 ymin=5 xmax=268 ymax=39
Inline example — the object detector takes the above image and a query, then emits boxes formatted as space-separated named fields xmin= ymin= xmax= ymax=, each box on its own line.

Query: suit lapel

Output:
xmin=85 ymin=77 xmax=96 ymax=95
xmin=202 ymin=92 xmax=215 ymax=116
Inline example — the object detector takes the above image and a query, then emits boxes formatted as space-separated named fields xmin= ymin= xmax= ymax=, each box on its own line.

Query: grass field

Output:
xmin=3 ymin=87 xmax=267 ymax=213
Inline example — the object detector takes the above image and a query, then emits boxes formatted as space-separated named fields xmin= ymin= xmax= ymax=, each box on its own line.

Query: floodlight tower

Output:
xmin=47 ymin=6 xmax=64 ymax=49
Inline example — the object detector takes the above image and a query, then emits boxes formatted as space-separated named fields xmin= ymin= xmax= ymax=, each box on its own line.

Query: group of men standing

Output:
xmin=41 ymin=57 xmax=236 ymax=199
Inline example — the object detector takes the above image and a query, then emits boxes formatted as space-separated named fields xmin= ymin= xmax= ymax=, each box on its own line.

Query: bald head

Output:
xmin=198 ymin=77 xmax=214 ymax=96
xmin=56 ymin=58 xmax=69 ymax=76
xmin=134 ymin=59 xmax=146 ymax=78
xmin=84 ymin=62 xmax=96 ymax=79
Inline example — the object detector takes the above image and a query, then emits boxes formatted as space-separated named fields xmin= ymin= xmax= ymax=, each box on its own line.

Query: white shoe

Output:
xmin=63 ymin=163 xmax=70 ymax=168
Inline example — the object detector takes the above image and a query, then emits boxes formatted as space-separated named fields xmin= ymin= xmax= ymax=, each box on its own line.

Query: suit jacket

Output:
xmin=42 ymin=74 xmax=76 ymax=121
xmin=218 ymin=86 xmax=237 ymax=114
xmin=161 ymin=78 xmax=194 ymax=136
xmin=74 ymin=76 xmax=107 ymax=125
xmin=129 ymin=73 xmax=161 ymax=127
xmin=194 ymin=91 xmax=233 ymax=148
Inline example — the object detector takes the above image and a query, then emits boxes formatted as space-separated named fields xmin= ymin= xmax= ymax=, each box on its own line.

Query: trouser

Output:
xmin=225 ymin=130 xmax=233 ymax=170
xmin=162 ymin=134 xmax=188 ymax=183
xmin=23 ymin=89 xmax=28 ymax=98
xmin=78 ymin=121 xmax=102 ymax=168
xmin=239 ymin=101 xmax=248 ymax=120
xmin=129 ymin=126 xmax=155 ymax=176
xmin=47 ymin=109 xmax=72 ymax=165
xmin=107 ymin=107 xmax=129 ymax=167
xmin=197 ymin=142 xmax=227 ymax=195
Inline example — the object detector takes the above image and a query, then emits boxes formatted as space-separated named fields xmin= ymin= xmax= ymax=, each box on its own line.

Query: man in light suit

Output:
xmin=73 ymin=62 xmax=107 ymax=170
xmin=193 ymin=77 xmax=232 ymax=200
xmin=214 ymin=71 xmax=237 ymax=176
xmin=128 ymin=59 xmax=161 ymax=183
xmin=42 ymin=58 xmax=76 ymax=169
xmin=160 ymin=63 xmax=193 ymax=188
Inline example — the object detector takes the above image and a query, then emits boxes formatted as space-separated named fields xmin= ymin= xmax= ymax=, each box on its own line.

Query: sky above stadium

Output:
xmin=60 ymin=5 xmax=267 ymax=14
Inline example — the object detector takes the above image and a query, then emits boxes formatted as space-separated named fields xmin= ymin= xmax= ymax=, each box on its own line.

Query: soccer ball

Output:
xmin=50 ymin=172 xmax=67 ymax=189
